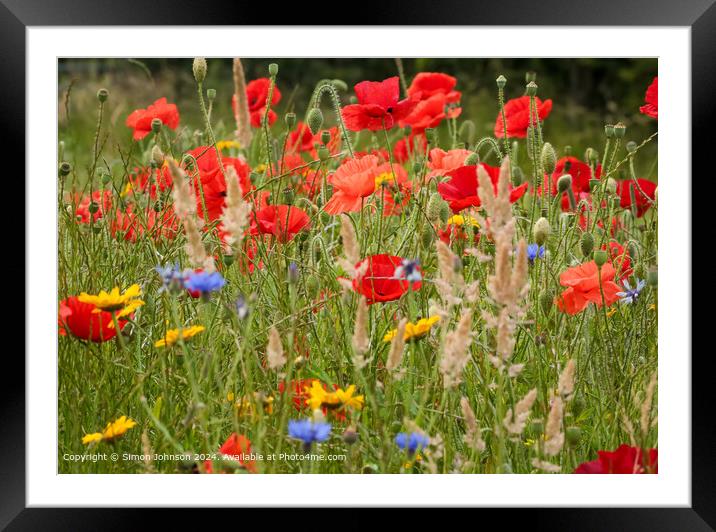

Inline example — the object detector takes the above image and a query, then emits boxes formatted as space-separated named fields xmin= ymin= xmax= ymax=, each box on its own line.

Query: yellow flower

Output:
xmin=234 ymin=392 xmax=274 ymax=416
xmin=374 ymin=172 xmax=396 ymax=188
xmin=255 ymin=163 xmax=267 ymax=174
xmin=305 ymin=380 xmax=339 ymax=410
xmin=606 ymin=307 xmax=617 ymax=318
xmin=447 ymin=214 xmax=479 ymax=227
xmin=334 ymin=385 xmax=364 ymax=410
xmin=217 ymin=139 xmax=241 ymax=151
xmin=82 ymin=415 xmax=137 ymax=445
xmin=154 ymin=325 xmax=205 ymax=348
xmin=78 ymin=284 xmax=144 ymax=313
xmin=121 ymin=182 xmax=133 ymax=197
xmin=107 ymin=299 xmax=145 ymax=328
xmin=383 ymin=315 xmax=441 ymax=342
xmin=649 ymin=303 xmax=656 ymax=311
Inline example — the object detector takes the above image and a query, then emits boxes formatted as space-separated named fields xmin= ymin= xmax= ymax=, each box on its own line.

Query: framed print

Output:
xmin=4 ymin=0 xmax=711 ymax=527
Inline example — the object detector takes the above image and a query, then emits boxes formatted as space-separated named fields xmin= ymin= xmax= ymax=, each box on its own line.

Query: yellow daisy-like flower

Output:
xmin=78 ymin=284 xmax=144 ymax=314
xmin=447 ymin=214 xmax=479 ymax=227
xmin=305 ymin=380 xmax=339 ymax=410
xmin=374 ymin=172 xmax=396 ymax=188
xmin=383 ymin=315 xmax=441 ymax=343
xmin=121 ymin=182 xmax=134 ymax=197
xmin=334 ymin=385 xmax=364 ymax=410
xmin=217 ymin=139 xmax=241 ymax=151
xmin=254 ymin=163 xmax=267 ymax=174
xmin=107 ymin=299 xmax=145 ymax=328
xmin=154 ymin=325 xmax=206 ymax=348
xmin=82 ymin=415 xmax=137 ymax=445
xmin=606 ymin=307 xmax=617 ymax=318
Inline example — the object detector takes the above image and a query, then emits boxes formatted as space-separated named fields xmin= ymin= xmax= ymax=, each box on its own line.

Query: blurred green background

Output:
xmin=58 ymin=58 xmax=658 ymax=176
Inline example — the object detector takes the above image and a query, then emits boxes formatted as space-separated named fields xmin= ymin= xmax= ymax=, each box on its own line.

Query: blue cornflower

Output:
xmin=394 ymin=259 xmax=422 ymax=283
xmin=616 ymin=278 xmax=646 ymax=304
xmin=288 ymin=419 xmax=332 ymax=451
xmin=288 ymin=261 xmax=299 ymax=284
xmin=395 ymin=431 xmax=430 ymax=455
xmin=184 ymin=271 xmax=225 ymax=296
xmin=526 ymin=244 xmax=545 ymax=263
xmin=155 ymin=263 xmax=188 ymax=293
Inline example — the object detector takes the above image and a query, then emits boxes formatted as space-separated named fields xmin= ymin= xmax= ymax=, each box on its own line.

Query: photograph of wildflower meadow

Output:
xmin=58 ymin=58 xmax=658 ymax=475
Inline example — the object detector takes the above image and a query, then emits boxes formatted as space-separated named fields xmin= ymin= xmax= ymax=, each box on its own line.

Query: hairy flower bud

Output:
xmin=206 ymin=88 xmax=216 ymax=101
xmin=533 ymin=217 xmax=551 ymax=246
xmin=580 ymin=232 xmax=595 ymax=257
xmin=426 ymin=192 xmax=445 ymax=222
xmin=541 ymin=142 xmax=557 ymax=174
xmin=307 ymin=108 xmax=324 ymax=135
xmin=321 ymin=130 xmax=331 ymax=145
xmin=464 ymin=152 xmax=479 ymax=166
xmin=539 ymin=290 xmax=554 ymax=316
xmin=268 ymin=63 xmax=279 ymax=77
xmin=151 ymin=118 xmax=163 ymax=133
xmin=192 ymin=58 xmax=207 ymax=83
xmin=594 ymin=249 xmax=608 ymax=267
xmin=97 ymin=88 xmax=109 ymax=102
xmin=557 ymin=174 xmax=572 ymax=193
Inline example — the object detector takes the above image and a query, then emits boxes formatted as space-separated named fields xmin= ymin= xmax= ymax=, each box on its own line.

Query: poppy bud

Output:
xmin=101 ymin=173 xmax=112 ymax=186
xmin=606 ymin=178 xmax=618 ymax=195
xmin=577 ymin=233 xmax=594 ymax=259
xmin=88 ymin=202 xmax=100 ymax=214
xmin=284 ymin=112 xmax=296 ymax=129
xmin=613 ymin=122 xmax=626 ymax=138
xmin=539 ymin=289 xmax=554 ymax=316
xmin=526 ymin=81 xmax=538 ymax=96
xmin=604 ymin=124 xmax=615 ymax=138
xmin=223 ymin=253 xmax=235 ymax=267
xmin=533 ymin=217 xmax=551 ymax=245
xmin=282 ymin=188 xmax=295 ymax=205
xmin=496 ymin=75 xmax=507 ymax=89
xmin=458 ymin=120 xmax=475 ymax=145
xmin=626 ymin=141 xmax=638 ymax=154
xmin=97 ymin=88 xmax=109 ymax=102
xmin=321 ymin=130 xmax=331 ymax=145
xmin=342 ymin=427 xmax=359 ymax=445
xmin=566 ymin=426 xmax=582 ymax=447
xmin=151 ymin=118 xmax=163 ymax=134
xmin=59 ymin=162 xmax=72 ymax=177
xmin=594 ymin=249 xmax=608 ymax=267
xmin=585 ymin=147 xmax=598 ymax=164
xmin=151 ymin=145 xmax=165 ymax=166
xmin=541 ymin=142 xmax=557 ymax=174
xmin=317 ymin=146 xmax=330 ymax=161
xmin=627 ymin=241 xmax=638 ymax=258
xmin=331 ymin=79 xmax=348 ymax=92
xmin=647 ymin=268 xmax=658 ymax=286
xmin=192 ymin=58 xmax=207 ymax=83
xmin=307 ymin=108 xmax=323 ymax=135
xmin=268 ymin=63 xmax=279 ymax=77
xmin=557 ymin=174 xmax=572 ymax=193
xmin=426 ymin=192 xmax=445 ymax=222
xmin=512 ymin=165 xmax=524 ymax=185
xmin=438 ymin=201 xmax=450 ymax=224
xmin=464 ymin=152 xmax=479 ymax=166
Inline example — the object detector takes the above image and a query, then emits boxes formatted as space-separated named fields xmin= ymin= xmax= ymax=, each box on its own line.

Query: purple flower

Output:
xmin=394 ymin=259 xmax=422 ymax=283
xmin=185 ymin=271 xmax=225 ymax=296
xmin=616 ymin=279 xmax=646 ymax=304
xmin=288 ymin=419 xmax=332 ymax=451
xmin=395 ymin=431 xmax=430 ymax=455
xmin=526 ymin=244 xmax=545 ymax=263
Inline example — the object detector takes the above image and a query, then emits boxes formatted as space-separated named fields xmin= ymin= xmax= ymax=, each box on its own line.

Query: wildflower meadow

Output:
xmin=58 ymin=58 xmax=658 ymax=475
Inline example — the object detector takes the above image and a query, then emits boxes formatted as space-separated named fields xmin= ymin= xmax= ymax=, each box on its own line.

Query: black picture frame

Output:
xmin=4 ymin=0 xmax=708 ymax=528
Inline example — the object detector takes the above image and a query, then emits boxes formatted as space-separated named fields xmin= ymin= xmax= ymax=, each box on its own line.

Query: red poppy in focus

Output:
xmin=575 ymin=444 xmax=657 ymax=474
xmin=437 ymin=164 xmax=528 ymax=213
xmin=125 ymin=98 xmax=180 ymax=141
xmin=324 ymin=155 xmax=379 ymax=215
xmin=407 ymin=72 xmax=461 ymax=104
xmin=232 ymin=78 xmax=282 ymax=128
xmin=639 ymin=77 xmax=658 ymax=119
xmin=73 ymin=190 xmax=114 ymax=223
xmin=185 ymin=146 xmax=252 ymax=222
xmin=617 ymin=179 xmax=657 ymax=217
xmin=494 ymin=95 xmax=552 ymax=139
xmin=342 ymin=77 xmax=418 ymax=131
xmin=203 ymin=433 xmax=257 ymax=474
xmin=58 ymin=296 xmax=127 ymax=343
xmin=351 ymin=254 xmax=422 ymax=305
xmin=401 ymin=93 xmax=459 ymax=133
xmin=603 ymin=241 xmax=633 ymax=280
xmin=554 ymin=261 xmax=622 ymax=315
xmin=541 ymin=156 xmax=601 ymax=197
xmin=250 ymin=204 xmax=310 ymax=243
xmin=425 ymin=148 xmax=472 ymax=182
xmin=393 ymin=133 xmax=427 ymax=164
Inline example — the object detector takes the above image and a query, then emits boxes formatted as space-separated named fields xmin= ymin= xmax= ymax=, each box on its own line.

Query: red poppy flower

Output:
xmin=437 ymin=164 xmax=528 ymax=213
xmin=575 ymin=444 xmax=657 ymax=474
xmin=73 ymin=190 xmax=114 ymax=223
xmin=617 ymin=178 xmax=657 ymax=217
xmin=554 ymin=261 xmax=622 ymax=315
xmin=110 ymin=206 xmax=179 ymax=242
xmin=324 ymin=155 xmax=379 ymax=215
xmin=401 ymin=93 xmax=460 ymax=133
xmin=58 ymin=296 xmax=127 ymax=343
xmin=393 ymin=133 xmax=427 ymax=164
xmin=185 ymin=146 xmax=252 ymax=222
xmin=125 ymin=98 xmax=180 ymax=141
xmin=250 ymin=204 xmax=310 ymax=243
xmin=351 ymin=254 xmax=421 ymax=304
xmin=342 ymin=77 xmax=418 ymax=131
xmin=407 ymin=72 xmax=461 ymax=104
xmin=541 ymin=156 xmax=601 ymax=198
xmin=639 ymin=77 xmax=658 ymax=119
xmin=426 ymin=148 xmax=472 ymax=182
xmin=286 ymin=121 xmax=316 ymax=153
xmin=204 ymin=433 xmax=257 ymax=474
xmin=494 ymin=95 xmax=552 ymax=138
xmin=603 ymin=241 xmax=633 ymax=280
xmin=373 ymin=163 xmax=411 ymax=216
xmin=232 ymin=78 xmax=282 ymax=128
